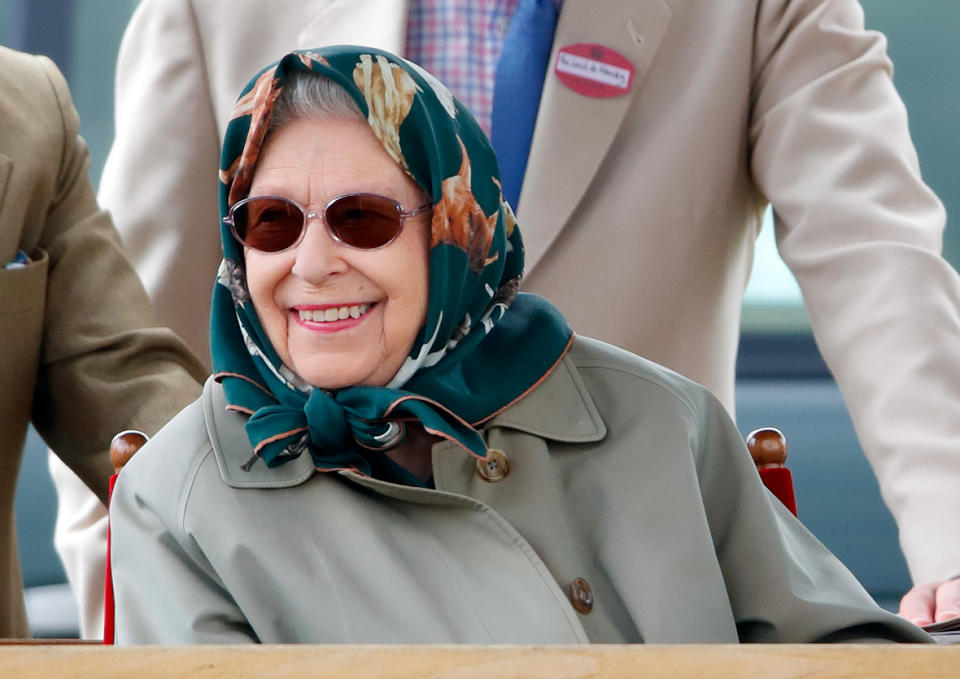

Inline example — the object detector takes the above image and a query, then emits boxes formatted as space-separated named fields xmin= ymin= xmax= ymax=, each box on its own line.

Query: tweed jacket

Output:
xmin=0 ymin=47 xmax=205 ymax=637
xmin=94 ymin=0 xmax=960 ymax=585
xmin=110 ymin=336 xmax=930 ymax=644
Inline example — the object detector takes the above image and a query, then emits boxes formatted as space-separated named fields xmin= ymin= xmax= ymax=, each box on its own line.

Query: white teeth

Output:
xmin=298 ymin=304 xmax=369 ymax=323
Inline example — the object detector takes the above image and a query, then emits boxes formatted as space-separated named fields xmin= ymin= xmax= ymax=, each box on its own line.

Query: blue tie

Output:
xmin=491 ymin=0 xmax=559 ymax=210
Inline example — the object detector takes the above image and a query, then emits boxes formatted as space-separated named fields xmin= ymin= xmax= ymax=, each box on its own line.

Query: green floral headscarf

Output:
xmin=212 ymin=46 xmax=572 ymax=483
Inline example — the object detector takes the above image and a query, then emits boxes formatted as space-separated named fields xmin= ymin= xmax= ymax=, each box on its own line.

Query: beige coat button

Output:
xmin=476 ymin=448 xmax=510 ymax=482
xmin=570 ymin=577 xmax=593 ymax=614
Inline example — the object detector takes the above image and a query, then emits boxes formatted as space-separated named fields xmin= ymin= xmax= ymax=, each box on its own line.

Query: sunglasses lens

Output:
xmin=233 ymin=197 xmax=304 ymax=252
xmin=325 ymin=194 xmax=404 ymax=249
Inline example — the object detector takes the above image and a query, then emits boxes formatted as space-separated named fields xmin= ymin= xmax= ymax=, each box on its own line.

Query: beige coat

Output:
xmin=93 ymin=0 xmax=960 ymax=585
xmin=110 ymin=336 xmax=930 ymax=644
xmin=0 ymin=47 xmax=205 ymax=638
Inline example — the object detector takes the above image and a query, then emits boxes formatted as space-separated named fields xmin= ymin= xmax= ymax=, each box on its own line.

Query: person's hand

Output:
xmin=899 ymin=577 xmax=960 ymax=626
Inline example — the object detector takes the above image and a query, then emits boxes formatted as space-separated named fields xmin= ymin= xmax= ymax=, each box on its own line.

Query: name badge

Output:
xmin=554 ymin=43 xmax=634 ymax=98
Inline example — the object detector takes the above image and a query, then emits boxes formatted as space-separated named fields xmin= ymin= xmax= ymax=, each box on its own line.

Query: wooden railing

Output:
xmin=1 ymin=644 xmax=958 ymax=678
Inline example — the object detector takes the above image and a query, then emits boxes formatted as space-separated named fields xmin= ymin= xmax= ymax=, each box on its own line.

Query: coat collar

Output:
xmin=206 ymin=340 xmax=605 ymax=489
xmin=518 ymin=0 xmax=673 ymax=273
xmin=486 ymin=340 xmax=606 ymax=443
xmin=204 ymin=377 xmax=316 ymax=489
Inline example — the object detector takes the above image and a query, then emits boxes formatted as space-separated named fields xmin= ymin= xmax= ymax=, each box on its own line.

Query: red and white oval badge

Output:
xmin=554 ymin=43 xmax=634 ymax=98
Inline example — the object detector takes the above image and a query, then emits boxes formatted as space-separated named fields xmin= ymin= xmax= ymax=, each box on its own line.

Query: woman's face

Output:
xmin=244 ymin=117 xmax=430 ymax=390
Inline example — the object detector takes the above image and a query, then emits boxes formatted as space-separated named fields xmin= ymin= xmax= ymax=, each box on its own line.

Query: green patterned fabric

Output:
xmin=212 ymin=46 xmax=572 ymax=482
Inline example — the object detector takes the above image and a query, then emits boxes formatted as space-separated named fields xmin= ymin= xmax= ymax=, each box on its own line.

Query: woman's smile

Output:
xmin=292 ymin=302 xmax=374 ymax=333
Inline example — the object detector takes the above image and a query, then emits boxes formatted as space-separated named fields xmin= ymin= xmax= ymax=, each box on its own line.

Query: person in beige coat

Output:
xmin=58 ymin=0 xmax=960 ymax=633
xmin=110 ymin=48 xmax=929 ymax=644
xmin=0 ymin=46 xmax=206 ymax=638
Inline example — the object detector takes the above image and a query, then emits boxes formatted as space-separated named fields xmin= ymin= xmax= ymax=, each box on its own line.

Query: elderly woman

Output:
xmin=110 ymin=46 xmax=928 ymax=645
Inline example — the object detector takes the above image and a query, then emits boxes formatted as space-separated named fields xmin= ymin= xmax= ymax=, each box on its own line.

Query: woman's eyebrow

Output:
xmin=249 ymin=183 xmax=421 ymax=200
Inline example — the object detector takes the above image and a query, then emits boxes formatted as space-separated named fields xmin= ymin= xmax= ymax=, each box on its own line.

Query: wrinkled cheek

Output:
xmin=257 ymin=306 xmax=291 ymax=365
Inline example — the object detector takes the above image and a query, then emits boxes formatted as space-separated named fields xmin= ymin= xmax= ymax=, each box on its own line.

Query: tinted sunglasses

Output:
xmin=224 ymin=193 xmax=433 ymax=253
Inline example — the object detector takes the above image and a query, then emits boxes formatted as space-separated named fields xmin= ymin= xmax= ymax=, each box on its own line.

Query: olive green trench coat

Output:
xmin=110 ymin=337 xmax=929 ymax=644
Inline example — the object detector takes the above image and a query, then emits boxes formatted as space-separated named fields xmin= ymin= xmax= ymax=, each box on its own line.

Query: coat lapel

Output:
xmin=0 ymin=154 xmax=13 ymax=260
xmin=518 ymin=0 xmax=672 ymax=273
xmin=296 ymin=0 xmax=409 ymax=53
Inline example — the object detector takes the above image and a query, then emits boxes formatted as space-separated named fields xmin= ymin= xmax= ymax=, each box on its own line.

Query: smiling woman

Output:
xmin=107 ymin=45 xmax=930 ymax=646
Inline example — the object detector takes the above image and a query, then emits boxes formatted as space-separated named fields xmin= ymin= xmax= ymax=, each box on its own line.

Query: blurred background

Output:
xmin=2 ymin=0 xmax=958 ymax=636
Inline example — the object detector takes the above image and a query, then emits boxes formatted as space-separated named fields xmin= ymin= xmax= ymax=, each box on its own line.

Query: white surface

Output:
xmin=24 ymin=583 xmax=80 ymax=638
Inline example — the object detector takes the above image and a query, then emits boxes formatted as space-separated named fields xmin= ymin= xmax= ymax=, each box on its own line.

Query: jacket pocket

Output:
xmin=0 ymin=248 xmax=48 ymax=316
xmin=0 ymin=249 xmax=49 ymax=366
xmin=0 ymin=249 xmax=48 ymax=434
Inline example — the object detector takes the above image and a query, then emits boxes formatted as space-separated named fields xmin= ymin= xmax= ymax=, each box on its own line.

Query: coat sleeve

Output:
xmin=98 ymin=0 xmax=222 ymax=366
xmin=109 ymin=408 xmax=257 ymax=644
xmin=28 ymin=55 xmax=207 ymax=504
xmin=694 ymin=388 xmax=930 ymax=643
xmin=749 ymin=0 xmax=960 ymax=583
xmin=49 ymin=455 xmax=109 ymax=639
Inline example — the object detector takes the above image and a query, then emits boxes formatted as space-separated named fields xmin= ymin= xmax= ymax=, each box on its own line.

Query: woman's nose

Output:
xmin=290 ymin=213 xmax=348 ymax=282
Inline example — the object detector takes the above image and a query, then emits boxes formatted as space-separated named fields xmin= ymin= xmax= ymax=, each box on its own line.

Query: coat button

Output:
xmin=476 ymin=448 xmax=510 ymax=482
xmin=570 ymin=577 xmax=593 ymax=614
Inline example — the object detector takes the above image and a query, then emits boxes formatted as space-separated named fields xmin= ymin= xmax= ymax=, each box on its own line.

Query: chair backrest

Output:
xmin=103 ymin=430 xmax=149 ymax=645
xmin=745 ymin=427 xmax=797 ymax=516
